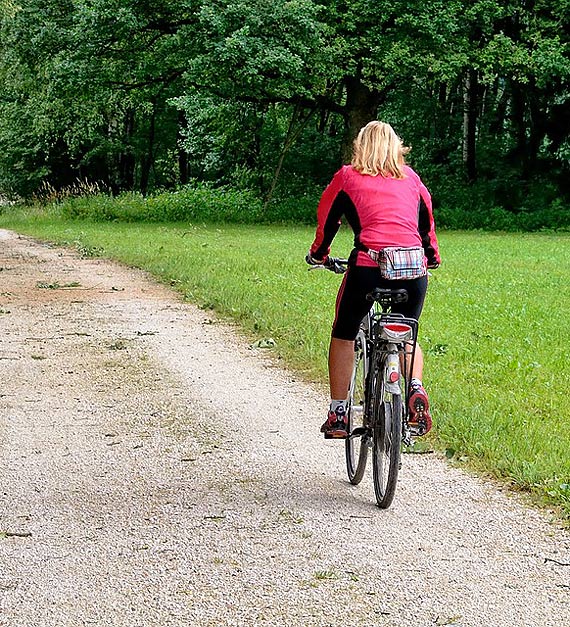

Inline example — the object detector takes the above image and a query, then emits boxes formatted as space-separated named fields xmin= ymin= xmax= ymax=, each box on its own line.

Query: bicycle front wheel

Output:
xmin=345 ymin=330 xmax=369 ymax=485
xmin=372 ymin=365 xmax=403 ymax=509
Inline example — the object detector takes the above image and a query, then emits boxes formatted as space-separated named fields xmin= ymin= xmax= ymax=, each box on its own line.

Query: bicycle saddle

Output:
xmin=366 ymin=288 xmax=409 ymax=304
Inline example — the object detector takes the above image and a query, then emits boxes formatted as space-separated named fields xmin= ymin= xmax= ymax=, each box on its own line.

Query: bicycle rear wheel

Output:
xmin=345 ymin=330 xmax=369 ymax=485
xmin=372 ymin=362 xmax=403 ymax=509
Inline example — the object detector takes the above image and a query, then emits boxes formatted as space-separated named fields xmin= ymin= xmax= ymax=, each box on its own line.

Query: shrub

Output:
xmin=263 ymin=192 xmax=320 ymax=224
xmin=432 ymin=173 xmax=570 ymax=232
xmin=434 ymin=201 xmax=570 ymax=232
xmin=56 ymin=183 xmax=265 ymax=224
xmin=22 ymin=178 xmax=570 ymax=232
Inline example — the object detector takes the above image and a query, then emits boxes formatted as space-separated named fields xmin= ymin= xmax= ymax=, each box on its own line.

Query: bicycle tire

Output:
xmin=345 ymin=330 xmax=370 ymax=485
xmin=372 ymin=359 xmax=403 ymax=509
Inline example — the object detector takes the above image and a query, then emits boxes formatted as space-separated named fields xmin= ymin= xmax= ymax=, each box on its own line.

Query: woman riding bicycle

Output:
xmin=306 ymin=121 xmax=441 ymax=439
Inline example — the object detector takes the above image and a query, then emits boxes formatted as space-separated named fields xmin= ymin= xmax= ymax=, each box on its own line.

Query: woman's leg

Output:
xmin=328 ymin=266 xmax=377 ymax=402
xmin=389 ymin=275 xmax=432 ymax=434
xmin=321 ymin=266 xmax=374 ymax=438
xmin=329 ymin=337 xmax=356 ymax=400
xmin=408 ymin=330 xmax=431 ymax=436
xmin=411 ymin=342 xmax=424 ymax=380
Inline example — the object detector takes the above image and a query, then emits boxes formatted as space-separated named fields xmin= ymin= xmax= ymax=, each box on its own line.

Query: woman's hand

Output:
xmin=305 ymin=252 xmax=328 ymax=265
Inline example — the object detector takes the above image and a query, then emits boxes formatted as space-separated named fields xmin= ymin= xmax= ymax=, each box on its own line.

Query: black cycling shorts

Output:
xmin=332 ymin=266 xmax=428 ymax=341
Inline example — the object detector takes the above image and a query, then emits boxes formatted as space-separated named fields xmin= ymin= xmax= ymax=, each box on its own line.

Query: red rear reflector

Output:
xmin=385 ymin=323 xmax=412 ymax=333
xmin=389 ymin=371 xmax=399 ymax=383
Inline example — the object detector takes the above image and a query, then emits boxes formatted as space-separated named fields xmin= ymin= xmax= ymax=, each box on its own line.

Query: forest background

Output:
xmin=1 ymin=0 xmax=569 ymax=230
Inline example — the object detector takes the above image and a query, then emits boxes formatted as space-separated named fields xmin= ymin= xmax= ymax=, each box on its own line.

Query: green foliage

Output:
xmin=263 ymin=193 xmax=320 ymax=225
xmin=1 ymin=0 xmax=569 ymax=224
xmin=0 ymin=0 xmax=19 ymax=17
xmin=9 ymin=182 xmax=568 ymax=232
xmin=435 ymin=201 xmax=570 ymax=233
xmin=53 ymin=184 xmax=265 ymax=224
xmin=433 ymin=177 xmax=570 ymax=232
xmin=192 ymin=0 xmax=325 ymax=100
xmin=0 ymin=0 xmax=198 ymax=196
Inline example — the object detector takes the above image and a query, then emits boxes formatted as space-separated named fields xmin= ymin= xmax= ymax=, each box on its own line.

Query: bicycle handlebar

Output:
xmin=308 ymin=257 xmax=348 ymax=274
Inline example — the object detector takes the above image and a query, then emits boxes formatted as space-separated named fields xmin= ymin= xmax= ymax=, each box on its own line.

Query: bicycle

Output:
xmin=311 ymin=256 xmax=421 ymax=509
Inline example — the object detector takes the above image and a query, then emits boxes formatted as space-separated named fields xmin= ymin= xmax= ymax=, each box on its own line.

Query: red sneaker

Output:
xmin=320 ymin=408 xmax=348 ymax=439
xmin=408 ymin=383 xmax=432 ymax=436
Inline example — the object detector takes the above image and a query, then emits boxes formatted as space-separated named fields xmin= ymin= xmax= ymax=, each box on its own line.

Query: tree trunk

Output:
xmin=177 ymin=111 xmax=189 ymax=185
xmin=341 ymin=75 xmax=384 ymax=163
xmin=432 ymin=82 xmax=452 ymax=165
xmin=526 ymin=86 xmax=545 ymax=175
xmin=462 ymin=68 xmax=478 ymax=183
xmin=509 ymin=81 xmax=528 ymax=177
xmin=488 ymin=78 xmax=508 ymax=136
xmin=140 ymin=106 xmax=156 ymax=195
xmin=262 ymin=104 xmax=316 ymax=211
xmin=118 ymin=109 xmax=136 ymax=191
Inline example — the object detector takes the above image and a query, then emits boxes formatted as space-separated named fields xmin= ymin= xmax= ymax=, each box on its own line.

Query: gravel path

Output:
xmin=0 ymin=229 xmax=568 ymax=627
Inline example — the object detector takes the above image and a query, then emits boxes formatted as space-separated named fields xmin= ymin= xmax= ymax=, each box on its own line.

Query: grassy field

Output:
xmin=1 ymin=212 xmax=569 ymax=519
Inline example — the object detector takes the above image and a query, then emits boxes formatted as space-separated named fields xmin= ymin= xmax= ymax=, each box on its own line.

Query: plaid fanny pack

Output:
xmin=367 ymin=246 xmax=427 ymax=280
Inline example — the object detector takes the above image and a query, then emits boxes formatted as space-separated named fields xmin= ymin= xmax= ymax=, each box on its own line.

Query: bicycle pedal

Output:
xmin=324 ymin=432 xmax=348 ymax=439
xmin=349 ymin=426 xmax=368 ymax=438
xmin=408 ymin=421 xmax=427 ymax=437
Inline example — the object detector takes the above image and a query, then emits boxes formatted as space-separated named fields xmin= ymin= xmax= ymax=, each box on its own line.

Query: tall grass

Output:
xmin=1 ymin=212 xmax=569 ymax=518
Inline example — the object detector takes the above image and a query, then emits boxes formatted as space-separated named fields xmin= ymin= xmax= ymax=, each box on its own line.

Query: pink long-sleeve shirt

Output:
xmin=310 ymin=165 xmax=441 ymax=268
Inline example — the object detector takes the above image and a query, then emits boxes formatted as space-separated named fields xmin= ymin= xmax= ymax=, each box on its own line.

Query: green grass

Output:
xmin=1 ymin=210 xmax=569 ymax=518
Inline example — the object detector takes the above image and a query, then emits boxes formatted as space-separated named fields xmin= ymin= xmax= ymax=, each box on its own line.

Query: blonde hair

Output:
xmin=351 ymin=121 xmax=410 ymax=179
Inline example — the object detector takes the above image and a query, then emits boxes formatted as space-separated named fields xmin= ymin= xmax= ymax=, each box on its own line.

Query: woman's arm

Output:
xmin=309 ymin=168 xmax=349 ymax=261
xmin=418 ymin=183 xmax=441 ymax=267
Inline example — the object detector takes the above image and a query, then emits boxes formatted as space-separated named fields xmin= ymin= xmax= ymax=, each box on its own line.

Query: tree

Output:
xmin=174 ymin=0 xmax=475 ymax=197
xmin=1 ymin=0 xmax=568 ymax=214
xmin=0 ymin=0 xmax=201 ymax=195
